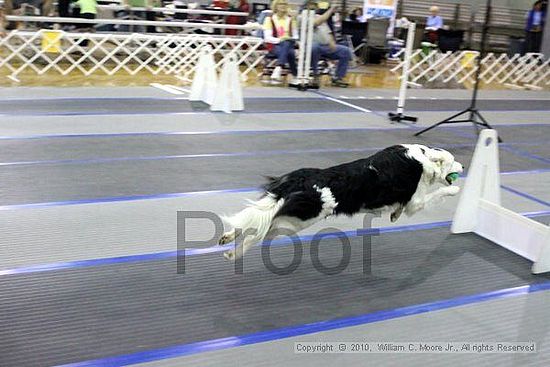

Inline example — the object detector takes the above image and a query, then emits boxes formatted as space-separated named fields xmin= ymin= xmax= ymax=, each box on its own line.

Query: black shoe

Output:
xmin=331 ymin=78 xmax=349 ymax=88
xmin=309 ymin=75 xmax=320 ymax=89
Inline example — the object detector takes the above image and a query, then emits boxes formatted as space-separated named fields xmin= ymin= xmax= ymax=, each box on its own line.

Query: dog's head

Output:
xmin=404 ymin=144 xmax=463 ymax=185
xmin=423 ymin=146 xmax=464 ymax=185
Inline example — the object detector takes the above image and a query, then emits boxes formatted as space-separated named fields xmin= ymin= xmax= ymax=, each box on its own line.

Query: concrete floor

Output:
xmin=0 ymin=86 xmax=549 ymax=367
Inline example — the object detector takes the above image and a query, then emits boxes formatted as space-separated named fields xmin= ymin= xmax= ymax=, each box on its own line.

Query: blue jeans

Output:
xmin=311 ymin=43 xmax=351 ymax=80
xmin=274 ymin=40 xmax=297 ymax=76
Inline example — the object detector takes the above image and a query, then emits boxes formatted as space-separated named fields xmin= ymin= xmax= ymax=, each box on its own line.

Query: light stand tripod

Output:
xmin=414 ymin=0 xmax=501 ymax=141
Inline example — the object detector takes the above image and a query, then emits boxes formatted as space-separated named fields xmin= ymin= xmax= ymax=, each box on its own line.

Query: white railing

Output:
xmin=96 ymin=4 xmax=249 ymax=17
xmin=5 ymin=15 xmax=258 ymax=31
xmin=0 ymin=30 xmax=265 ymax=82
xmin=391 ymin=50 xmax=549 ymax=90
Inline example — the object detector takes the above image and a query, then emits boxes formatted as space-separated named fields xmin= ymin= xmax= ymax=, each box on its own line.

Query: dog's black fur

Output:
xmin=220 ymin=143 xmax=462 ymax=260
xmin=264 ymin=145 xmax=423 ymax=221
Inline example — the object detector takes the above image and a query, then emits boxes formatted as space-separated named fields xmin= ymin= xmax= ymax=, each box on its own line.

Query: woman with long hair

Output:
xmin=263 ymin=0 xmax=298 ymax=83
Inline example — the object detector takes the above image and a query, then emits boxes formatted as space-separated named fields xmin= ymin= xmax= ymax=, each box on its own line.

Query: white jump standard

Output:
xmin=452 ymin=129 xmax=550 ymax=274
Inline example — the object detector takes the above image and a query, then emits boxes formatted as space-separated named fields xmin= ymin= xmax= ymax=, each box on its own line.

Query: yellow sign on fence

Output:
xmin=41 ymin=30 xmax=62 ymax=53
xmin=461 ymin=51 xmax=478 ymax=69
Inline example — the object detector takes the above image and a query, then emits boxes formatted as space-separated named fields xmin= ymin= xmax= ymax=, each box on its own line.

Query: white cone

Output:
xmin=203 ymin=51 xmax=218 ymax=105
xmin=210 ymin=57 xmax=232 ymax=113
xmin=229 ymin=57 xmax=244 ymax=111
xmin=189 ymin=47 xmax=218 ymax=104
xmin=189 ymin=52 xmax=206 ymax=102
xmin=210 ymin=55 xmax=244 ymax=113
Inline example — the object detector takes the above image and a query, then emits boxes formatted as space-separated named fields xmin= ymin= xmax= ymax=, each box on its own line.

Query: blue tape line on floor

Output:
xmin=0 ymin=188 xmax=261 ymax=211
xmin=56 ymin=281 xmax=550 ymax=367
xmin=0 ymin=168 xmax=547 ymax=210
xmin=2 ymin=211 xmax=549 ymax=277
xmin=0 ymin=122 xmax=548 ymax=141
xmin=501 ymin=185 xmax=550 ymax=207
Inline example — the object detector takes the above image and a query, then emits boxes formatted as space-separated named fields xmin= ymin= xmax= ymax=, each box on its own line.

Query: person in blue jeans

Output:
xmin=305 ymin=1 xmax=350 ymax=87
xmin=263 ymin=0 xmax=299 ymax=84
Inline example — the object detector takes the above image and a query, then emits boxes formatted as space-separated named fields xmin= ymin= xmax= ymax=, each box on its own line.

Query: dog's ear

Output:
xmin=427 ymin=157 xmax=444 ymax=183
xmin=429 ymin=157 xmax=444 ymax=166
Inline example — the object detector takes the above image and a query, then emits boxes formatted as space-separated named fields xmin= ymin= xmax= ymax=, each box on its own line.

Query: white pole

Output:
xmin=396 ymin=22 xmax=415 ymax=115
xmin=297 ymin=10 xmax=308 ymax=84
xmin=303 ymin=10 xmax=314 ymax=85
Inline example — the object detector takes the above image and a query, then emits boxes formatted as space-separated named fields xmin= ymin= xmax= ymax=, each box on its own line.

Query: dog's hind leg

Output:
xmin=390 ymin=205 xmax=404 ymax=222
xmin=218 ymin=229 xmax=236 ymax=245
xmin=223 ymin=215 xmax=318 ymax=261
xmin=222 ymin=194 xmax=285 ymax=261
xmin=224 ymin=232 xmax=264 ymax=261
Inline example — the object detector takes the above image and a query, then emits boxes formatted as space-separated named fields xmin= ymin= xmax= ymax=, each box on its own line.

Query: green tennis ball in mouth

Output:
xmin=446 ymin=172 xmax=459 ymax=183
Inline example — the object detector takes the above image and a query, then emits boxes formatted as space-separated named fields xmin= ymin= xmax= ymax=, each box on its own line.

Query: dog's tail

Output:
xmin=221 ymin=193 xmax=285 ymax=240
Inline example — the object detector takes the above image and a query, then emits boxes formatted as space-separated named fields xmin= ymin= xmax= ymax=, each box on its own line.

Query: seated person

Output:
xmin=3 ymin=0 xmax=53 ymax=29
xmin=425 ymin=5 xmax=443 ymax=43
xmin=346 ymin=6 xmax=364 ymax=22
xmin=306 ymin=0 xmax=351 ymax=87
xmin=263 ymin=0 xmax=298 ymax=83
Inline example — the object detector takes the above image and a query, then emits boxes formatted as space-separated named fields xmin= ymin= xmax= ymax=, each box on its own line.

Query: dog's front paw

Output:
xmin=218 ymin=231 xmax=235 ymax=246
xmin=223 ymin=250 xmax=235 ymax=261
xmin=445 ymin=186 xmax=461 ymax=196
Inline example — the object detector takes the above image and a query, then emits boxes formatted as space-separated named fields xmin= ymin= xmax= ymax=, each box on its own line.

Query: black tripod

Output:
xmin=414 ymin=0 xmax=501 ymax=141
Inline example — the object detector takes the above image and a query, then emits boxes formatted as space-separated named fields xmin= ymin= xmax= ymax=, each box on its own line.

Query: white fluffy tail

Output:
xmin=222 ymin=193 xmax=285 ymax=242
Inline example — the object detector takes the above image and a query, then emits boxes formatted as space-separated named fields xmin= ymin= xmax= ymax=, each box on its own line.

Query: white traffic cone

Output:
xmin=189 ymin=51 xmax=207 ymax=102
xmin=210 ymin=54 xmax=244 ymax=113
xmin=202 ymin=51 xmax=218 ymax=105
xmin=210 ymin=56 xmax=232 ymax=113
xmin=229 ymin=55 xmax=244 ymax=111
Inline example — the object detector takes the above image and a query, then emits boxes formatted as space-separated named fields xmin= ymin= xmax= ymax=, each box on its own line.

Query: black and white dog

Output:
xmin=220 ymin=144 xmax=463 ymax=260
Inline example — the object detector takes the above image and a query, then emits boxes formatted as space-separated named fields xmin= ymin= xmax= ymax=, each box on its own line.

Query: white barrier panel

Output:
xmin=391 ymin=50 xmax=549 ymax=90
xmin=0 ymin=30 xmax=264 ymax=82
xmin=451 ymin=129 xmax=550 ymax=274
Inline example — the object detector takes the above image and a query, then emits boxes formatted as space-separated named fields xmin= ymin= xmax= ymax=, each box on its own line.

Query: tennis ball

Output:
xmin=446 ymin=172 xmax=459 ymax=182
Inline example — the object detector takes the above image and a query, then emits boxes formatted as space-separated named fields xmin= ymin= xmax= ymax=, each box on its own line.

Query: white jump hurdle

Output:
xmin=451 ymin=129 xmax=550 ymax=274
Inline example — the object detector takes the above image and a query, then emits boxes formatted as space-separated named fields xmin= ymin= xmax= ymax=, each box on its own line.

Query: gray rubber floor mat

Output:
xmin=0 ymin=98 xmax=353 ymax=115
xmin=1 ymin=226 xmax=549 ymax=366
xmin=0 ymin=147 xmax=546 ymax=206
xmin=1 ymin=98 xmax=548 ymax=116
xmin=350 ymin=99 xmax=550 ymax=112
xmin=0 ymin=129 xmax=473 ymax=163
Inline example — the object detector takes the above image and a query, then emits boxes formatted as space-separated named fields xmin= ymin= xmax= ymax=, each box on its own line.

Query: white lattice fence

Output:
xmin=391 ymin=50 xmax=550 ymax=90
xmin=0 ymin=30 xmax=265 ymax=82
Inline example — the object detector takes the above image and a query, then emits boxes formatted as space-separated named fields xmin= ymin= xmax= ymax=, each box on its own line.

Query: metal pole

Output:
xmin=396 ymin=22 xmax=415 ymax=115
xmin=388 ymin=21 xmax=417 ymax=123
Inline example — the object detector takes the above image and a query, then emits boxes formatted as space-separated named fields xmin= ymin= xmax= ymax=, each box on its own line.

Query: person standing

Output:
xmin=525 ymin=0 xmax=546 ymax=53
